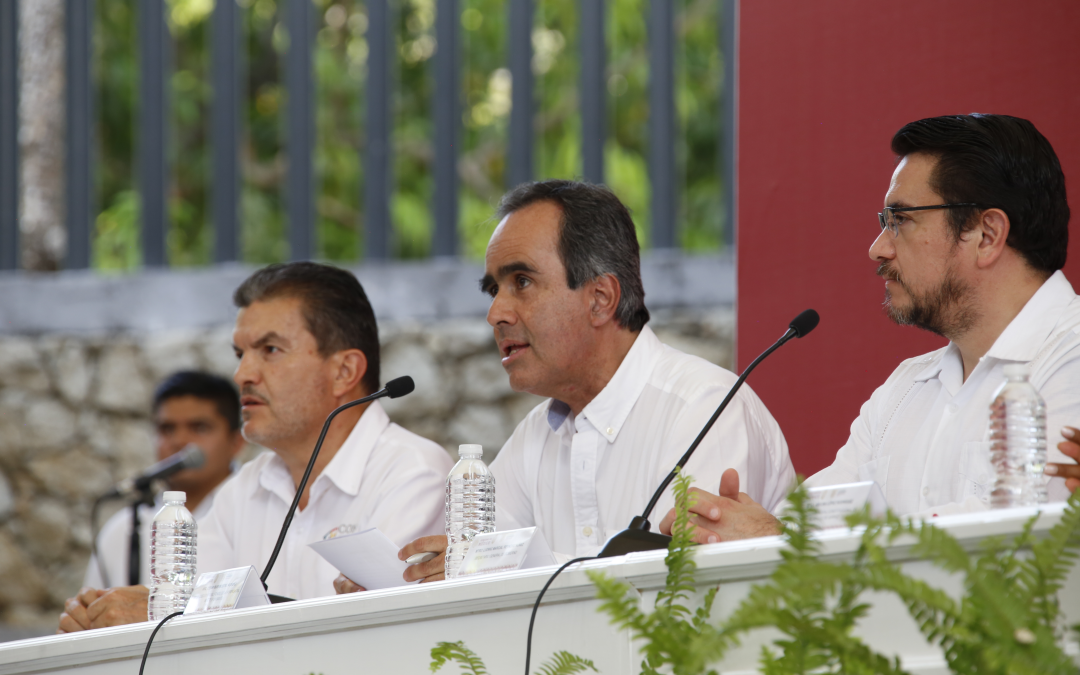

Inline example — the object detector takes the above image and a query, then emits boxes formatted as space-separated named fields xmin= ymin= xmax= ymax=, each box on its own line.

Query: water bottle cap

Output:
xmin=1002 ymin=363 xmax=1031 ymax=379
xmin=458 ymin=444 xmax=483 ymax=458
xmin=163 ymin=491 xmax=187 ymax=503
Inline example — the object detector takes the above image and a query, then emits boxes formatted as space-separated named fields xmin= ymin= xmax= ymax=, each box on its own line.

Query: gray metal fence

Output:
xmin=0 ymin=0 xmax=736 ymax=271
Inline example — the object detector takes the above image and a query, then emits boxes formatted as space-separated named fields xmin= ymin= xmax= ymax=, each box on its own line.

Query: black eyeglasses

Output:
xmin=877 ymin=203 xmax=986 ymax=237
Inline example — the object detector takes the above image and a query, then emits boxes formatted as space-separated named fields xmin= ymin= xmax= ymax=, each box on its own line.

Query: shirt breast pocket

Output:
xmin=857 ymin=456 xmax=891 ymax=497
xmin=959 ymin=440 xmax=993 ymax=503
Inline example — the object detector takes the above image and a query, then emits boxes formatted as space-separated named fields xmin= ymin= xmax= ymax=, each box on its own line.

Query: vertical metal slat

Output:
xmin=138 ymin=0 xmax=169 ymax=267
xmin=212 ymin=0 xmax=240 ymax=263
xmin=0 ymin=0 xmax=18 ymax=270
xmin=648 ymin=0 xmax=675 ymax=249
xmin=364 ymin=0 xmax=391 ymax=260
xmin=580 ymin=0 xmax=604 ymax=184
xmin=284 ymin=0 xmax=314 ymax=261
xmin=507 ymin=0 xmax=532 ymax=189
xmin=66 ymin=0 xmax=94 ymax=270
xmin=432 ymin=0 xmax=458 ymax=257
xmin=721 ymin=0 xmax=736 ymax=250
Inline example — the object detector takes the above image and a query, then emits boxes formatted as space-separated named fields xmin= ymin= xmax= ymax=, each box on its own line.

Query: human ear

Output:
xmin=331 ymin=349 xmax=368 ymax=398
xmin=589 ymin=274 xmax=622 ymax=327
xmin=973 ymin=208 xmax=1010 ymax=269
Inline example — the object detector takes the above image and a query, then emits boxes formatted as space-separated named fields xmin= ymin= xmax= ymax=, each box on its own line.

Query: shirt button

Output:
xmin=583 ymin=526 xmax=593 ymax=537
xmin=606 ymin=427 xmax=614 ymax=435
xmin=922 ymin=486 xmax=930 ymax=497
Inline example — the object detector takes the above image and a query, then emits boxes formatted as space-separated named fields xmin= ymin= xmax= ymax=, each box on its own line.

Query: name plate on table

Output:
xmin=184 ymin=566 xmax=270 ymax=615
xmin=806 ymin=481 xmax=887 ymax=529
xmin=457 ymin=527 xmax=557 ymax=577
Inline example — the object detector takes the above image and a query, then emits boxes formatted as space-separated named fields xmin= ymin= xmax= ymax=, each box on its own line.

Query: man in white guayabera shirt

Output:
xmin=658 ymin=114 xmax=1080 ymax=545
xmin=391 ymin=180 xmax=796 ymax=583
xmin=62 ymin=262 xmax=453 ymax=627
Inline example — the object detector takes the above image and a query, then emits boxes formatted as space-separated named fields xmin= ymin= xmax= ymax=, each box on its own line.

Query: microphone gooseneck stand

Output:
xmin=596 ymin=309 xmax=820 ymax=558
xmin=259 ymin=376 xmax=416 ymax=602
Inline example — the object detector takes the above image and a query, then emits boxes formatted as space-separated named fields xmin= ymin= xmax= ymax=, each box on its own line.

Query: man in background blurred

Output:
xmin=59 ymin=371 xmax=245 ymax=632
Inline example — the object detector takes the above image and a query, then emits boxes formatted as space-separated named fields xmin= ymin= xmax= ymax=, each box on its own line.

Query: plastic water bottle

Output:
xmin=989 ymin=364 xmax=1048 ymax=508
xmin=445 ymin=444 xmax=495 ymax=579
xmin=147 ymin=491 xmax=197 ymax=620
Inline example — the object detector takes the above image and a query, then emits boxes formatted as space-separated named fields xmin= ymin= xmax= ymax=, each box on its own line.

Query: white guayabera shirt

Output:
xmin=491 ymin=325 xmax=797 ymax=558
xmin=197 ymin=401 xmax=452 ymax=600
xmin=805 ymin=271 xmax=1080 ymax=517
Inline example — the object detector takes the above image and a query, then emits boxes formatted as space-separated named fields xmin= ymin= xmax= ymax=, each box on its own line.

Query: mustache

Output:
xmin=240 ymin=386 xmax=268 ymax=404
xmin=876 ymin=262 xmax=902 ymax=284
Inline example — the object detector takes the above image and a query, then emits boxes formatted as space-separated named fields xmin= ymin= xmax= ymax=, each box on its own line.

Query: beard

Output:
xmin=877 ymin=261 xmax=977 ymax=339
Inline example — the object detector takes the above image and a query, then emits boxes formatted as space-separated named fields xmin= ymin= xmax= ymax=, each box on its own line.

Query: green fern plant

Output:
xmin=700 ymin=486 xmax=906 ymax=675
xmin=430 ymin=641 xmax=597 ymax=675
xmin=590 ymin=469 xmax=724 ymax=675
xmin=431 ymin=641 xmax=490 ymax=674
xmin=845 ymin=489 xmax=1080 ymax=675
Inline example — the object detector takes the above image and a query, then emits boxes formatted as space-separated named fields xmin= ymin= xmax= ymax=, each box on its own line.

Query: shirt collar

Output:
xmin=256 ymin=399 xmax=391 ymax=501
xmin=910 ymin=270 xmax=1076 ymax=383
xmin=545 ymin=325 xmax=664 ymax=443
xmin=985 ymin=270 xmax=1076 ymax=361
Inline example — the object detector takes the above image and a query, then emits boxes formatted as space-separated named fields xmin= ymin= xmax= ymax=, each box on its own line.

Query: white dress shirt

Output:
xmin=197 ymin=401 xmax=452 ymax=600
xmin=805 ymin=271 xmax=1080 ymax=516
xmin=491 ymin=325 xmax=795 ymax=558
xmin=84 ymin=481 xmax=225 ymax=589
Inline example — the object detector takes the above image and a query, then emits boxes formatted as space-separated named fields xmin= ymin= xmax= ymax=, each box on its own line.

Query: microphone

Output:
xmin=597 ymin=309 xmax=820 ymax=558
xmin=101 ymin=445 xmax=206 ymax=499
xmin=259 ymin=376 xmax=415 ymax=599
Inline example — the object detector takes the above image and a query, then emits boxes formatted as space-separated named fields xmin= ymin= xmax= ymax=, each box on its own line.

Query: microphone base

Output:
xmin=596 ymin=528 xmax=672 ymax=558
xmin=267 ymin=594 xmax=295 ymax=604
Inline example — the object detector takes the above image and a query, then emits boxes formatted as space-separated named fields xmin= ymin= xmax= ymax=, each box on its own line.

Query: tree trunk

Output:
xmin=18 ymin=0 xmax=65 ymax=271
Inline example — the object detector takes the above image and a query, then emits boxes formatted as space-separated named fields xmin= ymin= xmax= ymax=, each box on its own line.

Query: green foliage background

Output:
xmin=91 ymin=0 xmax=726 ymax=270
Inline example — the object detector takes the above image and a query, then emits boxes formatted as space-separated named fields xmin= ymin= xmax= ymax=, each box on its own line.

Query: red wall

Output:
xmin=736 ymin=1 xmax=1080 ymax=477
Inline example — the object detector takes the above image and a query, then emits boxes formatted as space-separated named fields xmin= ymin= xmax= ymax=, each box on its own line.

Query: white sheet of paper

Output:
xmin=806 ymin=481 xmax=887 ymax=529
xmin=307 ymin=527 xmax=411 ymax=590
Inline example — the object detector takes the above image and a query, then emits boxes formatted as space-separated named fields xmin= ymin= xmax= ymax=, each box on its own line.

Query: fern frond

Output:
xmin=656 ymin=469 xmax=699 ymax=619
xmin=533 ymin=651 xmax=598 ymax=675
xmin=429 ymin=641 xmax=489 ymax=675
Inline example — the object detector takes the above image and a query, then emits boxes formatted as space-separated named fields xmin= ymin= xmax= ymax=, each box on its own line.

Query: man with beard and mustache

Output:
xmin=384 ymin=180 xmax=795 ymax=585
xmin=655 ymin=114 xmax=1080 ymax=544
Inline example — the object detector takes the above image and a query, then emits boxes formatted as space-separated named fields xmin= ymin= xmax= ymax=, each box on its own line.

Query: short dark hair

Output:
xmin=496 ymin=180 xmax=650 ymax=331
xmin=153 ymin=371 xmax=241 ymax=431
xmin=891 ymin=114 xmax=1069 ymax=274
xmin=233 ymin=262 xmax=381 ymax=393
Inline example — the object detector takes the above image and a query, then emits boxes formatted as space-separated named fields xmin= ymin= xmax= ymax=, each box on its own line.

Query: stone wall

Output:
xmin=0 ymin=307 xmax=733 ymax=633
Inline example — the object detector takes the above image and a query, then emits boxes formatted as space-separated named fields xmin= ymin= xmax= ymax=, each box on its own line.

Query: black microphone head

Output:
xmin=789 ymin=309 xmax=820 ymax=338
xmin=180 ymin=445 xmax=206 ymax=469
xmin=384 ymin=376 xmax=415 ymax=399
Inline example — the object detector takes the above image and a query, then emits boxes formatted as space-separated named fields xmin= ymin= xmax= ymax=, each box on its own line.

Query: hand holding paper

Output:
xmin=308 ymin=528 xmax=411 ymax=591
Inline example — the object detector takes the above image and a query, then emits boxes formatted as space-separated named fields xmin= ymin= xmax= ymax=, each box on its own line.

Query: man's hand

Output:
xmin=1047 ymin=426 xmax=1080 ymax=493
xmin=658 ymin=468 xmax=781 ymax=543
xmin=333 ymin=574 xmax=367 ymax=594
xmin=88 ymin=585 xmax=149 ymax=629
xmin=58 ymin=587 xmax=106 ymax=633
xmin=399 ymin=535 xmax=448 ymax=583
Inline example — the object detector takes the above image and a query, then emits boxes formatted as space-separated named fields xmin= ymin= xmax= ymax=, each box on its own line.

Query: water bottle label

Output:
xmin=455 ymin=527 xmax=556 ymax=577
xmin=184 ymin=566 xmax=270 ymax=615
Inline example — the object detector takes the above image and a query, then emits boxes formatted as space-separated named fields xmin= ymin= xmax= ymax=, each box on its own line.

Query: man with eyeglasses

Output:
xmin=657 ymin=114 xmax=1080 ymax=543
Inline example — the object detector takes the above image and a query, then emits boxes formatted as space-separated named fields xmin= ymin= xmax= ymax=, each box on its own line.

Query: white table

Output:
xmin=2 ymin=505 xmax=1077 ymax=675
